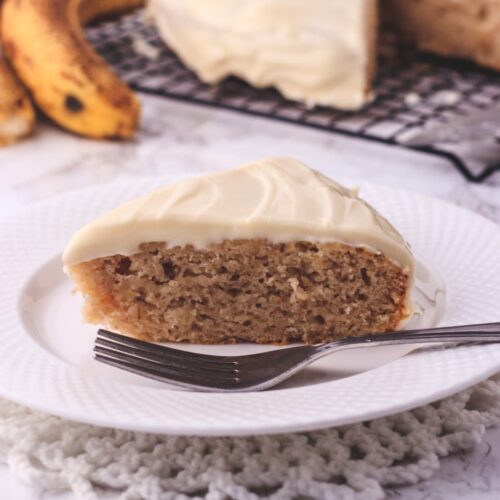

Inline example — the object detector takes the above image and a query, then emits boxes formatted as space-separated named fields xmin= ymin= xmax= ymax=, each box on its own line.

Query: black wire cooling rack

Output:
xmin=87 ymin=12 xmax=500 ymax=182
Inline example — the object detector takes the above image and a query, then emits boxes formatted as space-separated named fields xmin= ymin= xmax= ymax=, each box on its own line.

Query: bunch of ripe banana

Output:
xmin=0 ymin=0 xmax=144 ymax=146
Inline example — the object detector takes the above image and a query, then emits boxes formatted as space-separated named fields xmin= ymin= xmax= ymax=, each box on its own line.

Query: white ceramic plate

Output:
xmin=2 ymin=177 xmax=500 ymax=436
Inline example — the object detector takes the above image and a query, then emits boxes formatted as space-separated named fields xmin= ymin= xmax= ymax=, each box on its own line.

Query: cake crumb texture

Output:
xmin=69 ymin=240 xmax=410 ymax=344
xmin=385 ymin=0 xmax=500 ymax=71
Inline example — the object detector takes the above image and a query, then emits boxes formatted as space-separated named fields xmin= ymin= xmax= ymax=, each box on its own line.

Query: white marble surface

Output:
xmin=1 ymin=93 xmax=500 ymax=499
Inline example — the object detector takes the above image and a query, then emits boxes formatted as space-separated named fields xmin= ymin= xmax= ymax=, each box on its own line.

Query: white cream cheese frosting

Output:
xmin=148 ymin=0 xmax=377 ymax=110
xmin=63 ymin=158 xmax=415 ymax=289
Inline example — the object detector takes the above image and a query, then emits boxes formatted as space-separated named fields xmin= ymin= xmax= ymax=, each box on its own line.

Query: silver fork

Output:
xmin=94 ymin=322 xmax=500 ymax=392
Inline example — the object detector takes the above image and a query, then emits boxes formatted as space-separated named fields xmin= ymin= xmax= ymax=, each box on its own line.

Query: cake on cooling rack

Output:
xmin=148 ymin=0 xmax=499 ymax=111
xmin=63 ymin=158 xmax=415 ymax=344
xmin=148 ymin=0 xmax=377 ymax=111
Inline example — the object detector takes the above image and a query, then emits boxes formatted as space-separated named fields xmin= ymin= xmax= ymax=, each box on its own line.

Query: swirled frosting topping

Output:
xmin=63 ymin=158 xmax=414 ymax=284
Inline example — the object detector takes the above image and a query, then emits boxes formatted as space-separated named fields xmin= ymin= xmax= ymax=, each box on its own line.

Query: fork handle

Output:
xmin=315 ymin=322 xmax=500 ymax=353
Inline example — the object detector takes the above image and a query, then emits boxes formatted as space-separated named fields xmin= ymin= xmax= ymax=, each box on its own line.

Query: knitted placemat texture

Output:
xmin=1 ymin=375 xmax=499 ymax=500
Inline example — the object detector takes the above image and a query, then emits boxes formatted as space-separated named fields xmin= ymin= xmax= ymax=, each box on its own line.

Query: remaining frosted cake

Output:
xmin=148 ymin=0 xmax=500 ymax=112
xmin=148 ymin=0 xmax=377 ymax=110
xmin=63 ymin=158 xmax=415 ymax=344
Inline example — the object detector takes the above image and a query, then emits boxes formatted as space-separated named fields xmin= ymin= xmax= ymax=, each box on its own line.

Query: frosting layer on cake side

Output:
xmin=148 ymin=0 xmax=377 ymax=110
xmin=63 ymin=158 xmax=415 ymax=283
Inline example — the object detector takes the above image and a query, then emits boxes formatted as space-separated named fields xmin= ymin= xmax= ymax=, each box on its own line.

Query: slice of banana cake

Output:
xmin=63 ymin=157 xmax=415 ymax=344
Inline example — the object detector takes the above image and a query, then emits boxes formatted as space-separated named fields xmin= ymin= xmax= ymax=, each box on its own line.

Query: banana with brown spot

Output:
xmin=0 ymin=0 xmax=144 ymax=140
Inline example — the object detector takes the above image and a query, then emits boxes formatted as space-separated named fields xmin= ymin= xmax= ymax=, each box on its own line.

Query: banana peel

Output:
xmin=80 ymin=0 xmax=145 ymax=24
xmin=0 ymin=0 xmax=35 ymax=147
xmin=1 ymin=0 xmax=143 ymax=140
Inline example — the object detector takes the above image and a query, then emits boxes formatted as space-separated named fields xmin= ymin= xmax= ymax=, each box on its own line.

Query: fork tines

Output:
xmin=94 ymin=329 xmax=241 ymax=390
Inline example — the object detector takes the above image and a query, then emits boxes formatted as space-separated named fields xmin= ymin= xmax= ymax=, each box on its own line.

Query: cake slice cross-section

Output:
xmin=63 ymin=158 xmax=415 ymax=344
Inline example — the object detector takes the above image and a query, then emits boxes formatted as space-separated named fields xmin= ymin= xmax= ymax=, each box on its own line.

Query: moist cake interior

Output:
xmin=69 ymin=239 xmax=410 ymax=344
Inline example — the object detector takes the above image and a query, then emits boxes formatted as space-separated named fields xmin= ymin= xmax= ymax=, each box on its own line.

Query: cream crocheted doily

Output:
xmin=1 ymin=375 xmax=500 ymax=500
